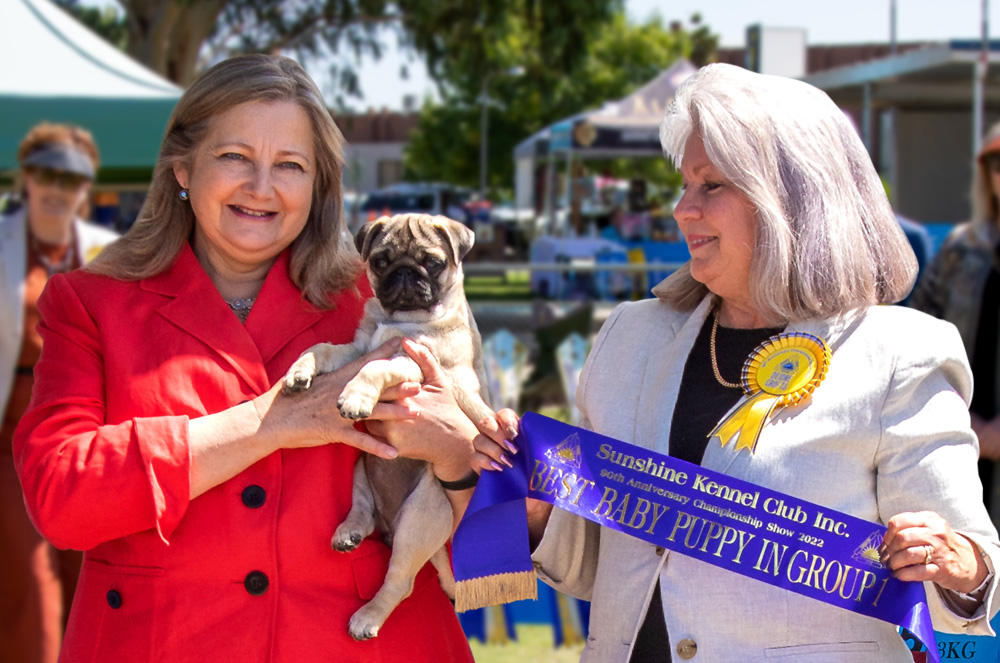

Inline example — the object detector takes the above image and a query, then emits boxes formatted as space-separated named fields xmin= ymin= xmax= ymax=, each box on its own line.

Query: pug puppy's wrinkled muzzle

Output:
xmin=281 ymin=213 xmax=492 ymax=642
xmin=379 ymin=265 xmax=437 ymax=312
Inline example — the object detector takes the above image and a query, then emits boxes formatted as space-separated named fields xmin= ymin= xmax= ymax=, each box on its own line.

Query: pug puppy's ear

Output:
xmin=432 ymin=216 xmax=475 ymax=264
xmin=355 ymin=217 xmax=389 ymax=260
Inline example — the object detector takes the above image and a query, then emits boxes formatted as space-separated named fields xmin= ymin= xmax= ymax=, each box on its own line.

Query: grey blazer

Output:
xmin=0 ymin=207 xmax=118 ymax=413
xmin=532 ymin=295 xmax=1000 ymax=662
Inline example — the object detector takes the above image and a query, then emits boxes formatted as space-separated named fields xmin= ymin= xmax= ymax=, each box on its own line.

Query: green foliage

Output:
xmin=51 ymin=0 xmax=621 ymax=102
xmin=404 ymin=13 xmax=716 ymax=195
xmin=53 ymin=0 xmax=128 ymax=49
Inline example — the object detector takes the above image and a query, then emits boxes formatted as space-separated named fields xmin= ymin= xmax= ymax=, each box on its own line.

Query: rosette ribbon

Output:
xmin=453 ymin=412 xmax=938 ymax=663
xmin=710 ymin=332 xmax=831 ymax=454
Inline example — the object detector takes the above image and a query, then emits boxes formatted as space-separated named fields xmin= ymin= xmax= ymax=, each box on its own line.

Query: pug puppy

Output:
xmin=282 ymin=213 xmax=493 ymax=641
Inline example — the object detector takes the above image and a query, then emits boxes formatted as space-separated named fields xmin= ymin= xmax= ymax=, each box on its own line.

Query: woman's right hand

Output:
xmin=471 ymin=407 xmax=521 ymax=472
xmin=252 ymin=339 xmax=417 ymax=459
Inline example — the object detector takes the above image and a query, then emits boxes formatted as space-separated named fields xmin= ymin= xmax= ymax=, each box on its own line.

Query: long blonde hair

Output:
xmin=87 ymin=54 xmax=360 ymax=307
xmin=656 ymin=63 xmax=916 ymax=321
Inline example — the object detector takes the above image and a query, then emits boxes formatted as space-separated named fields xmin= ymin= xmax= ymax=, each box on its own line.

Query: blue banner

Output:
xmin=454 ymin=412 xmax=939 ymax=662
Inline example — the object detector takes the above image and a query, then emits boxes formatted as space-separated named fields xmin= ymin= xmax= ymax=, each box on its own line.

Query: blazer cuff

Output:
xmin=928 ymin=532 xmax=999 ymax=636
xmin=134 ymin=416 xmax=191 ymax=544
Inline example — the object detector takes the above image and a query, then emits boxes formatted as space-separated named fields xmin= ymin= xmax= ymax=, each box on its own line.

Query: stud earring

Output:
xmin=179 ymin=188 xmax=190 ymax=202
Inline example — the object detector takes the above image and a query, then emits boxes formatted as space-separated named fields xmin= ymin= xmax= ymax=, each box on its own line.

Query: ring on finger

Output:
xmin=922 ymin=544 xmax=933 ymax=566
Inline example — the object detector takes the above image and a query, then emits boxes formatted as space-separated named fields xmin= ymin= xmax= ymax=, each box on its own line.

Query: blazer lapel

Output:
xmin=143 ymin=245 xmax=271 ymax=394
xmin=244 ymin=251 xmax=325 ymax=367
xmin=633 ymin=296 xmax=715 ymax=455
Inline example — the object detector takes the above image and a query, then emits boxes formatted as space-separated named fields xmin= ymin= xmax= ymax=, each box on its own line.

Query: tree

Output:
xmin=403 ymin=12 xmax=717 ymax=196
xmin=53 ymin=0 xmax=622 ymax=96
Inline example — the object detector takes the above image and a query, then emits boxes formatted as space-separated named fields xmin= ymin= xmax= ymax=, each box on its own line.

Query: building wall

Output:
xmin=895 ymin=110 xmax=1000 ymax=223
xmin=333 ymin=109 xmax=419 ymax=194
xmin=342 ymin=142 xmax=408 ymax=194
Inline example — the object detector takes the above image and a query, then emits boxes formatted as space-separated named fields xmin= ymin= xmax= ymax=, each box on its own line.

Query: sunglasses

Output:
xmin=28 ymin=168 xmax=90 ymax=191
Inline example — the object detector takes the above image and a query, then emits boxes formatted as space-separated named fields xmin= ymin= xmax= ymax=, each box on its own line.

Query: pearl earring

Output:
xmin=179 ymin=188 xmax=190 ymax=202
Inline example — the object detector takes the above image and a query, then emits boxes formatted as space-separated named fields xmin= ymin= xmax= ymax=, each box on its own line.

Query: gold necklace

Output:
xmin=710 ymin=310 xmax=743 ymax=389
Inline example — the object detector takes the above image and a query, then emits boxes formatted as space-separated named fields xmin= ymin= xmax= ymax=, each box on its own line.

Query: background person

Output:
xmin=13 ymin=54 xmax=497 ymax=662
xmin=482 ymin=63 xmax=1000 ymax=662
xmin=0 ymin=122 xmax=117 ymax=663
xmin=910 ymin=122 xmax=1000 ymax=525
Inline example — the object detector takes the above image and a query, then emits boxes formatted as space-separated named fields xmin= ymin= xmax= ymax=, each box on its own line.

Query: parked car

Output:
xmin=489 ymin=201 xmax=537 ymax=257
xmin=358 ymin=183 xmax=473 ymax=221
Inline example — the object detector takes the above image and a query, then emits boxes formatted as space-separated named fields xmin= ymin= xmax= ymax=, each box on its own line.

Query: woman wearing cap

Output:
xmin=485 ymin=64 xmax=1000 ymax=662
xmin=0 ymin=122 xmax=118 ymax=663
xmin=911 ymin=122 xmax=1000 ymax=522
xmin=12 ymin=55 xmax=499 ymax=662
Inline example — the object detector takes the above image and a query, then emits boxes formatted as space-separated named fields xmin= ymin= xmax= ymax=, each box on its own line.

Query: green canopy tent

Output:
xmin=0 ymin=0 xmax=181 ymax=184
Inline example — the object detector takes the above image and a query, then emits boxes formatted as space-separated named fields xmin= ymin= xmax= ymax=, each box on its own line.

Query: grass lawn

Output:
xmin=464 ymin=272 xmax=534 ymax=301
xmin=469 ymin=624 xmax=584 ymax=663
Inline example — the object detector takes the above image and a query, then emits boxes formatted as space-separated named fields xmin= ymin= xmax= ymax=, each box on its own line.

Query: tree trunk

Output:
xmin=121 ymin=0 xmax=226 ymax=85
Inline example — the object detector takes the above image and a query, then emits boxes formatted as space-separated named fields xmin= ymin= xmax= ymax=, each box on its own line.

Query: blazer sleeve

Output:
xmin=13 ymin=275 xmax=191 ymax=551
xmin=874 ymin=316 xmax=1000 ymax=635
xmin=530 ymin=303 xmax=632 ymax=599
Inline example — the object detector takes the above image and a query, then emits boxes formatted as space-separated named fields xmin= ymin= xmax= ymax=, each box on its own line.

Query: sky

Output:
xmin=345 ymin=0 xmax=1000 ymax=111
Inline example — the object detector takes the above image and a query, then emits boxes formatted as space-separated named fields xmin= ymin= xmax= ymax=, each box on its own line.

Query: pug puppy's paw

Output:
xmin=348 ymin=608 xmax=382 ymax=641
xmin=332 ymin=527 xmax=364 ymax=552
xmin=337 ymin=388 xmax=377 ymax=420
xmin=283 ymin=353 xmax=318 ymax=394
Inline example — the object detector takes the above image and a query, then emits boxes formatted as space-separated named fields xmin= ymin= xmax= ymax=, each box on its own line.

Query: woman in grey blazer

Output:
xmin=491 ymin=64 xmax=1000 ymax=662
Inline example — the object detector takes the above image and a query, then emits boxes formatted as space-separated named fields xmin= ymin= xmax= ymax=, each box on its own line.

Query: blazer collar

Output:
xmin=141 ymin=244 xmax=324 ymax=392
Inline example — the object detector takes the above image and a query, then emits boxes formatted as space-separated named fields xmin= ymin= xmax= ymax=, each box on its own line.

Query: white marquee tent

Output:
xmin=0 ymin=0 xmax=182 ymax=177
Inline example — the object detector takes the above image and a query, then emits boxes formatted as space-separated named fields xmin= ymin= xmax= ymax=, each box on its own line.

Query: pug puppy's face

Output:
xmin=354 ymin=213 xmax=475 ymax=314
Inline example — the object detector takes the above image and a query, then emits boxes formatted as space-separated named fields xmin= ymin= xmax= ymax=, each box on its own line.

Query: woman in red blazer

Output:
xmin=13 ymin=54 xmax=500 ymax=662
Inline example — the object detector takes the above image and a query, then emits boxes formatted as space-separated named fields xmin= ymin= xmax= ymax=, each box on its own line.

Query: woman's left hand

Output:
xmin=880 ymin=511 xmax=989 ymax=594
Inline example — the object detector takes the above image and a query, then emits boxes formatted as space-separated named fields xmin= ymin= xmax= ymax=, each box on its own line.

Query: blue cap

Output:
xmin=22 ymin=143 xmax=95 ymax=179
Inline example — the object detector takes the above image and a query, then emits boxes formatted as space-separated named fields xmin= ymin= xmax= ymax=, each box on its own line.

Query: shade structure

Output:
xmin=0 ymin=0 xmax=182 ymax=178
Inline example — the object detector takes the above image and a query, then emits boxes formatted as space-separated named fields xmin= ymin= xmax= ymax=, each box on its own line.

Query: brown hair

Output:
xmin=18 ymin=122 xmax=100 ymax=218
xmin=86 ymin=54 xmax=360 ymax=308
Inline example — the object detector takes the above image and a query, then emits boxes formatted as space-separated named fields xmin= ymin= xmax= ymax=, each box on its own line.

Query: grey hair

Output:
xmin=971 ymin=120 xmax=1000 ymax=224
xmin=656 ymin=63 xmax=917 ymax=322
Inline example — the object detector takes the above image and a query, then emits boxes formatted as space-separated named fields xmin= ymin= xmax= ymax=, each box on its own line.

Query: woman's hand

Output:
xmin=363 ymin=339 xmax=483 ymax=482
xmin=471 ymin=406 xmax=520 ymax=473
xmin=253 ymin=339 xmax=417 ymax=459
xmin=880 ymin=511 xmax=989 ymax=594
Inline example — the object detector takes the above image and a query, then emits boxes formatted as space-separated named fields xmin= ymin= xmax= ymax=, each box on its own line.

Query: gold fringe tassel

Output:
xmin=454 ymin=570 xmax=538 ymax=612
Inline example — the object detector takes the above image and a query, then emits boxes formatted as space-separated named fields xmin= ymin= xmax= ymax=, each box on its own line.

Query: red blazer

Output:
xmin=14 ymin=245 xmax=473 ymax=663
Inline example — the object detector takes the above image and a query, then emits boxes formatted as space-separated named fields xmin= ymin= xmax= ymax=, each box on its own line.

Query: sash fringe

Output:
xmin=454 ymin=570 xmax=538 ymax=612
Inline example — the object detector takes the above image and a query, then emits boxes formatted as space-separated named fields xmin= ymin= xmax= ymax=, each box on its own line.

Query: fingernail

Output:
xmin=500 ymin=454 xmax=514 ymax=468
xmin=506 ymin=426 xmax=518 ymax=439
xmin=490 ymin=461 xmax=504 ymax=472
xmin=384 ymin=448 xmax=398 ymax=459
xmin=503 ymin=439 xmax=519 ymax=454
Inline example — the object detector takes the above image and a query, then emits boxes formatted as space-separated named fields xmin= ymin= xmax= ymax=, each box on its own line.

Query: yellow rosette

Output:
xmin=710 ymin=332 xmax=831 ymax=454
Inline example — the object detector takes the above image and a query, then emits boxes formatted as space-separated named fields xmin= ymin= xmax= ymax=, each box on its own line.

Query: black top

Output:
xmin=629 ymin=314 xmax=782 ymax=663
xmin=970 ymin=247 xmax=1000 ymax=513
xmin=669 ymin=316 xmax=784 ymax=464
xmin=971 ymin=250 xmax=1000 ymax=419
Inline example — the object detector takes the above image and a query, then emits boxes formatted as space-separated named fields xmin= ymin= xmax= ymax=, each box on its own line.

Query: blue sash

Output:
xmin=453 ymin=412 xmax=939 ymax=662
